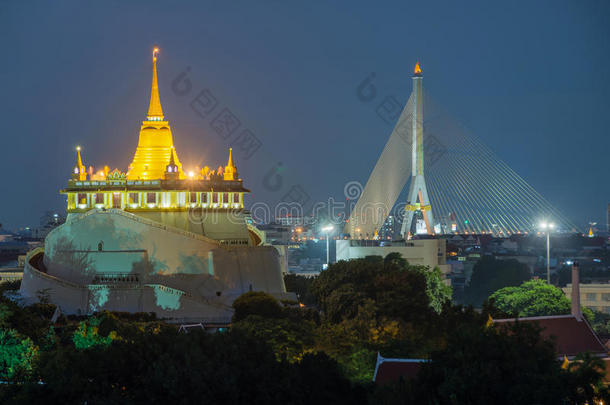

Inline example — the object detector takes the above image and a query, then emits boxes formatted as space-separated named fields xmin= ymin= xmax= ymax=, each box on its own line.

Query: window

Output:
xmin=212 ymin=193 xmax=218 ymax=203
xmin=78 ymin=193 xmax=87 ymax=204
xmin=147 ymin=193 xmax=156 ymax=204
xmin=190 ymin=192 xmax=197 ymax=203
xmin=201 ymin=193 xmax=208 ymax=203
xmin=223 ymin=193 xmax=229 ymax=203
xmin=95 ymin=193 xmax=104 ymax=204
xmin=233 ymin=193 xmax=240 ymax=203
xmin=602 ymin=293 xmax=610 ymax=302
xmin=586 ymin=293 xmax=597 ymax=301
xmin=129 ymin=193 xmax=139 ymax=204
xmin=112 ymin=193 xmax=121 ymax=208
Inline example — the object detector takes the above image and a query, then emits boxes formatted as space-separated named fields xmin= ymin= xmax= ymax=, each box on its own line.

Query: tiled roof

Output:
xmin=493 ymin=314 xmax=607 ymax=357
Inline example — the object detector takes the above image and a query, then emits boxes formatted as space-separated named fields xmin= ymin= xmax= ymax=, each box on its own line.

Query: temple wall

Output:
xmin=134 ymin=211 xmax=250 ymax=242
xmin=20 ymin=210 xmax=293 ymax=319
xmin=21 ymin=257 xmax=233 ymax=321
xmin=43 ymin=210 xmax=220 ymax=285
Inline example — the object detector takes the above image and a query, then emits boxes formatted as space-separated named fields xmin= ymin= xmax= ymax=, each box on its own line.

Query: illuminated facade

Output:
xmin=62 ymin=49 xmax=253 ymax=245
xmin=20 ymin=48 xmax=291 ymax=321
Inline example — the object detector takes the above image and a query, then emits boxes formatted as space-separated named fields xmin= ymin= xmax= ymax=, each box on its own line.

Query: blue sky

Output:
xmin=0 ymin=0 xmax=608 ymax=230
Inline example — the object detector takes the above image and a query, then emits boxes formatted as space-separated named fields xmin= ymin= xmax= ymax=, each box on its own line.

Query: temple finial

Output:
xmin=147 ymin=47 xmax=164 ymax=120
xmin=73 ymin=146 xmax=87 ymax=181
xmin=224 ymin=148 xmax=238 ymax=180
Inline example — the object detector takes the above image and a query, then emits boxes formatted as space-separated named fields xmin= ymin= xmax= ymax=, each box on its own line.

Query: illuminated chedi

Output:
xmin=62 ymin=49 xmax=253 ymax=244
xmin=20 ymin=48 xmax=291 ymax=321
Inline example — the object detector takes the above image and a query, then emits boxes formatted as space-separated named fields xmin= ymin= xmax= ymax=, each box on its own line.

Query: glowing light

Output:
xmin=539 ymin=222 xmax=555 ymax=230
xmin=188 ymin=171 xmax=195 ymax=178
xmin=414 ymin=61 xmax=422 ymax=75
xmin=76 ymin=146 xmax=81 ymax=151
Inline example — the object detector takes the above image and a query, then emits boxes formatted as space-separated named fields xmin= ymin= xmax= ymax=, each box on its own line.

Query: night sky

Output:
xmin=1 ymin=1 xmax=608 ymax=230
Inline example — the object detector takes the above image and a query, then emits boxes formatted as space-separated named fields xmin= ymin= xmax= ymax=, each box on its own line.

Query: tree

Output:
xmin=0 ymin=328 xmax=38 ymax=381
xmin=311 ymin=253 xmax=448 ymax=323
xmin=489 ymin=279 xmax=573 ymax=317
xmin=72 ymin=316 xmax=118 ymax=350
xmin=284 ymin=274 xmax=317 ymax=306
xmin=417 ymin=265 xmax=452 ymax=313
xmin=464 ymin=256 xmax=530 ymax=307
xmin=232 ymin=291 xmax=284 ymax=322
xmin=411 ymin=321 xmax=610 ymax=404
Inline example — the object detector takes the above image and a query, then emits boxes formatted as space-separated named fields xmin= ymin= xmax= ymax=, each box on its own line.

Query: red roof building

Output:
xmin=493 ymin=314 xmax=607 ymax=359
xmin=373 ymin=353 xmax=427 ymax=385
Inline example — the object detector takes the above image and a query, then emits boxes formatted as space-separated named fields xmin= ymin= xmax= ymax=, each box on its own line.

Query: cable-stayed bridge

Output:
xmin=346 ymin=66 xmax=577 ymax=238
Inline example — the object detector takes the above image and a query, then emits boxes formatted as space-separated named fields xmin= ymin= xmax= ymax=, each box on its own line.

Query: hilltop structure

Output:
xmin=20 ymin=48 xmax=290 ymax=323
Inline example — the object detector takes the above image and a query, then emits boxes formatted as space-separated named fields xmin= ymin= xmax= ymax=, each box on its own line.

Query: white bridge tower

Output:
xmin=400 ymin=62 xmax=435 ymax=237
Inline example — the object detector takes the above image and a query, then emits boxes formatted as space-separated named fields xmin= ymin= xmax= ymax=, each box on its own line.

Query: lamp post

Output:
xmin=539 ymin=222 xmax=555 ymax=283
xmin=322 ymin=225 xmax=334 ymax=269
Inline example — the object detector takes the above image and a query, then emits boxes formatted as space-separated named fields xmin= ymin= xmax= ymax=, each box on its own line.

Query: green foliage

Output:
xmin=22 ymin=326 xmax=365 ymax=404
xmin=464 ymin=256 xmax=531 ymax=307
xmin=311 ymin=254 xmax=439 ymax=324
xmin=341 ymin=347 xmax=377 ymax=383
xmin=0 ymin=328 xmax=38 ymax=381
xmin=232 ymin=291 xmax=283 ymax=322
xmin=590 ymin=310 xmax=610 ymax=335
xmin=72 ymin=316 xmax=118 ymax=350
xmin=283 ymin=274 xmax=317 ymax=305
xmin=418 ymin=265 xmax=452 ymax=313
xmin=490 ymin=279 xmax=571 ymax=317
xmin=232 ymin=315 xmax=316 ymax=362
xmin=410 ymin=320 xmax=610 ymax=404
xmin=0 ymin=303 xmax=14 ymax=328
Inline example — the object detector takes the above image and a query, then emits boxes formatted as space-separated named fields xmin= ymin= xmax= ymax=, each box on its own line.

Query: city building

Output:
xmin=335 ymin=238 xmax=450 ymax=275
xmin=19 ymin=48 xmax=293 ymax=323
xmin=563 ymin=283 xmax=610 ymax=314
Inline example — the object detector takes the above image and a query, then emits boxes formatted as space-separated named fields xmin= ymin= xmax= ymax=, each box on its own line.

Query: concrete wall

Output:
xmin=20 ymin=210 xmax=293 ymax=320
xmin=136 ymin=210 xmax=250 ymax=243
xmin=336 ymin=239 xmax=450 ymax=275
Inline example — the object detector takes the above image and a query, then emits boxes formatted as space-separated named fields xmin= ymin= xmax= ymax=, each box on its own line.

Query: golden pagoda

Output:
xmin=61 ymin=47 xmax=251 ymax=245
xmin=127 ymin=48 xmax=184 ymax=180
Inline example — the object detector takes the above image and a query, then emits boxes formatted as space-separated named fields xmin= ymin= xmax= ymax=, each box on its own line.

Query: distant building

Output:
xmin=335 ymin=238 xmax=450 ymax=275
xmin=563 ymin=283 xmax=610 ymax=315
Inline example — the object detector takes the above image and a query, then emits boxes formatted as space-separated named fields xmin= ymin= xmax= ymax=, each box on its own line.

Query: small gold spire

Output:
xmin=74 ymin=146 xmax=87 ymax=181
xmin=76 ymin=146 xmax=83 ymax=167
xmin=561 ymin=355 xmax=569 ymax=370
xmin=485 ymin=314 xmax=493 ymax=328
xmin=147 ymin=47 xmax=164 ymax=120
xmin=224 ymin=148 xmax=238 ymax=180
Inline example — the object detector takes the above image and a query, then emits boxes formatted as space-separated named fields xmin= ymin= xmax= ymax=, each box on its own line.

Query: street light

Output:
xmin=322 ymin=225 xmax=334 ymax=268
xmin=539 ymin=221 xmax=555 ymax=283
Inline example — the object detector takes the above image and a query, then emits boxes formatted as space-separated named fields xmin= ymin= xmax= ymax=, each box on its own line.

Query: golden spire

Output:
xmin=561 ymin=355 xmax=569 ymax=370
xmin=74 ymin=146 xmax=87 ymax=181
xmin=169 ymin=147 xmax=176 ymax=166
xmin=76 ymin=146 xmax=83 ymax=167
xmin=224 ymin=148 xmax=238 ymax=180
xmin=128 ymin=47 xmax=184 ymax=180
xmin=147 ymin=47 xmax=164 ymax=120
